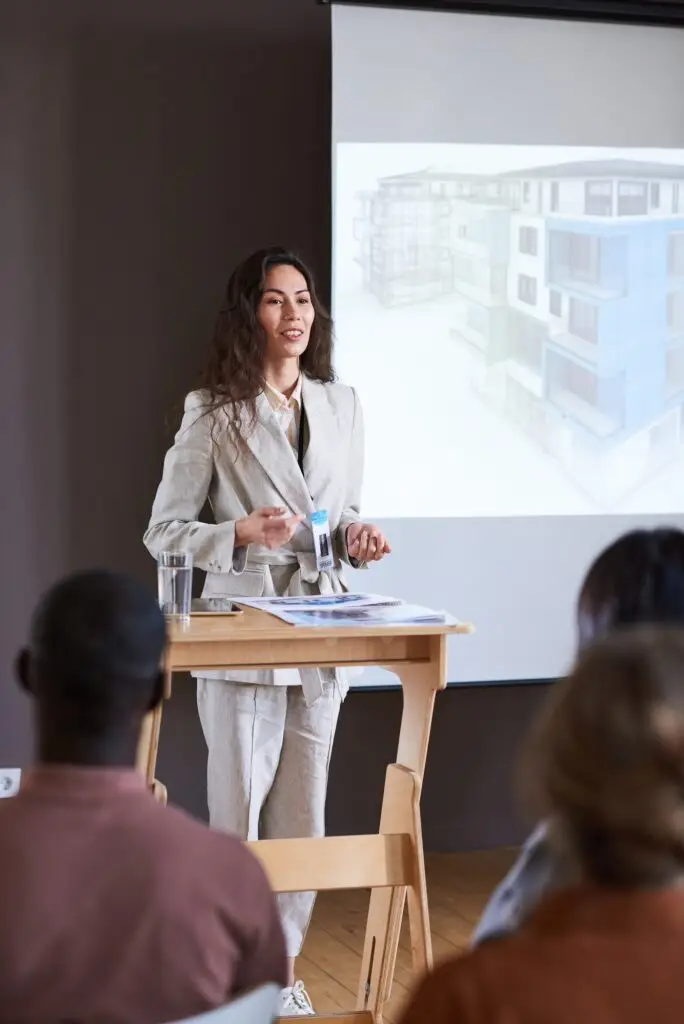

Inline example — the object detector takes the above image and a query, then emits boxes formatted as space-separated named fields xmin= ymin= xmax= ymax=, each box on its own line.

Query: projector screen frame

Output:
xmin=320 ymin=0 xmax=684 ymax=27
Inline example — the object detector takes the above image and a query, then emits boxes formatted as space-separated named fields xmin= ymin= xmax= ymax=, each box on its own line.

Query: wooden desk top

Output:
xmin=168 ymin=606 xmax=473 ymax=645
xmin=165 ymin=607 xmax=474 ymax=673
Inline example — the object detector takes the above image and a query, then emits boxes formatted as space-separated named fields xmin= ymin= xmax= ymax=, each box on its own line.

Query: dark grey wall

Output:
xmin=0 ymin=0 xmax=331 ymax=760
xmin=0 ymin=0 xmax=545 ymax=850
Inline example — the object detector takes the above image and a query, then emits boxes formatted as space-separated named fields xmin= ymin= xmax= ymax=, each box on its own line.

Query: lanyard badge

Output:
xmin=310 ymin=510 xmax=334 ymax=572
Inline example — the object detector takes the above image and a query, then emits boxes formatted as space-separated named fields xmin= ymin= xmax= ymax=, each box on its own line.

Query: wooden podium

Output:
xmin=137 ymin=607 xmax=473 ymax=1023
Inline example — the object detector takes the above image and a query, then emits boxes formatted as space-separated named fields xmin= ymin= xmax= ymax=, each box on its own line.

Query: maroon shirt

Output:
xmin=0 ymin=766 xmax=287 ymax=1024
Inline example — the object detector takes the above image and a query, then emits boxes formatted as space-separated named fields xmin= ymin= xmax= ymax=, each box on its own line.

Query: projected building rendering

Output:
xmin=352 ymin=159 xmax=684 ymax=507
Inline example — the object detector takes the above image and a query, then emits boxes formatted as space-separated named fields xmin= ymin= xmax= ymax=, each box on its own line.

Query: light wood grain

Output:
xmin=151 ymin=780 xmax=167 ymax=804
xmin=167 ymin=605 xmax=474 ymax=646
xmin=298 ymin=850 xmax=517 ymax=1024
xmin=251 ymin=833 xmax=414 ymax=893
xmin=164 ymin=607 xmax=472 ymax=675
xmin=256 ymin=765 xmax=431 ymax=1024
xmin=357 ymin=659 xmax=441 ymax=1020
xmin=141 ymin=608 xmax=474 ymax=1023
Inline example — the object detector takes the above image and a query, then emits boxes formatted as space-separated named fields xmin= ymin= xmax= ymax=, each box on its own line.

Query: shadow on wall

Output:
xmin=0 ymin=5 xmax=331 ymax=766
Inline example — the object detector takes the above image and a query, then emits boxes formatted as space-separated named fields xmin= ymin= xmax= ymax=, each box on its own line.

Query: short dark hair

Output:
xmin=28 ymin=570 xmax=166 ymax=727
xmin=577 ymin=528 xmax=684 ymax=649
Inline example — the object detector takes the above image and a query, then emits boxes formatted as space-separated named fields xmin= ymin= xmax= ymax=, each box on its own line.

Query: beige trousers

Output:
xmin=197 ymin=679 xmax=342 ymax=958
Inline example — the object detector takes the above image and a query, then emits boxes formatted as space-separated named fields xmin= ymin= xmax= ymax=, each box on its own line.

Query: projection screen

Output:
xmin=332 ymin=3 xmax=684 ymax=685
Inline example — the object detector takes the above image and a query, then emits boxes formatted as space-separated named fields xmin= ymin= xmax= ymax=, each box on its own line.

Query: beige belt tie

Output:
xmin=246 ymin=550 xmax=343 ymax=705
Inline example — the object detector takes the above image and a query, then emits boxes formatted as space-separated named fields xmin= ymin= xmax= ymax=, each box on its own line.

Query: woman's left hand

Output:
xmin=346 ymin=522 xmax=392 ymax=563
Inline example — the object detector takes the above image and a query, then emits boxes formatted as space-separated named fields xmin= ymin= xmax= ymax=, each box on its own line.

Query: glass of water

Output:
xmin=157 ymin=551 xmax=193 ymax=622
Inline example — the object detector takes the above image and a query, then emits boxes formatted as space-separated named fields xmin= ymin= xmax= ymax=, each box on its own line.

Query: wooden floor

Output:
xmin=298 ymin=848 xmax=517 ymax=1022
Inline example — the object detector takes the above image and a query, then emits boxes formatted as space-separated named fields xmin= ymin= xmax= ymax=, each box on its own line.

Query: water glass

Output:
xmin=157 ymin=551 xmax=193 ymax=622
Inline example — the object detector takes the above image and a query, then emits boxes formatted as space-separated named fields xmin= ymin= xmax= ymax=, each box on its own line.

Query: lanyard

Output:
xmin=295 ymin=401 xmax=333 ymax=570
xmin=297 ymin=402 xmax=307 ymax=473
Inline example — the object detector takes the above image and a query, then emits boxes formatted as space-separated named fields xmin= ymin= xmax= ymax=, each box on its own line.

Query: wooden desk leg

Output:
xmin=357 ymin=637 xmax=446 ymax=1021
xmin=136 ymin=669 xmax=171 ymax=787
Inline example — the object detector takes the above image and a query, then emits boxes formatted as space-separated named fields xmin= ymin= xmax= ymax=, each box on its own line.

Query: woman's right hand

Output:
xmin=235 ymin=507 xmax=304 ymax=550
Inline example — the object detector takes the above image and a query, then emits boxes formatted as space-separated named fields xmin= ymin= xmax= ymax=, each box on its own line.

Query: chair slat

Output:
xmin=250 ymin=834 xmax=414 ymax=893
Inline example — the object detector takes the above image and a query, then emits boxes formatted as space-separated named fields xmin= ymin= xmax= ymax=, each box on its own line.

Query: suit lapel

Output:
xmin=301 ymin=376 xmax=339 ymax=505
xmin=243 ymin=392 xmax=314 ymax=517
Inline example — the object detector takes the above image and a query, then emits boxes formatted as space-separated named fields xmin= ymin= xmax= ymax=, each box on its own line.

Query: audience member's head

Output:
xmin=530 ymin=626 xmax=684 ymax=889
xmin=577 ymin=528 xmax=684 ymax=649
xmin=17 ymin=570 xmax=166 ymax=767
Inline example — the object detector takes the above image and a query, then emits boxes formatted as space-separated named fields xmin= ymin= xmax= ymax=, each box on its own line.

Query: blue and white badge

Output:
xmin=310 ymin=509 xmax=334 ymax=572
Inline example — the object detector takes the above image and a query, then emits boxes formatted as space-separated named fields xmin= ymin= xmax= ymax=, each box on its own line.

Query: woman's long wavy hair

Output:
xmin=197 ymin=247 xmax=335 ymax=450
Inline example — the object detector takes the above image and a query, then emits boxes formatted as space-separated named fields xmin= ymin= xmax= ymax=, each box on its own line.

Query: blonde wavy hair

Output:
xmin=527 ymin=626 xmax=684 ymax=888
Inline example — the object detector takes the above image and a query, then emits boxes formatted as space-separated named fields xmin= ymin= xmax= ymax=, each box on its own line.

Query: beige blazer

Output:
xmin=144 ymin=376 xmax=365 ymax=701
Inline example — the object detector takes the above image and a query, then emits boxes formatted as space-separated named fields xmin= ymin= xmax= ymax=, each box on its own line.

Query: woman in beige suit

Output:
xmin=144 ymin=247 xmax=390 ymax=1016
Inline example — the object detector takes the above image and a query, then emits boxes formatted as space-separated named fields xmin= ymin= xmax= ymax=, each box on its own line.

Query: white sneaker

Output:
xmin=280 ymin=980 xmax=315 ymax=1016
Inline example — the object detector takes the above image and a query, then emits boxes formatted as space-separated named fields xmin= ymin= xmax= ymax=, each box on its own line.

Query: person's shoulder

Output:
xmin=523 ymin=819 xmax=551 ymax=852
xmin=399 ymin=952 xmax=484 ymax=1024
xmin=308 ymin=378 xmax=358 ymax=411
xmin=183 ymin=389 xmax=213 ymax=414
xmin=323 ymin=379 xmax=354 ymax=395
xmin=178 ymin=390 xmax=229 ymax=439
xmin=0 ymin=794 xmax=23 ymax=825
xmin=470 ymin=821 xmax=556 ymax=947
xmin=401 ymin=933 xmax=556 ymax=1024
